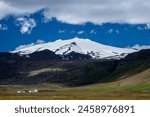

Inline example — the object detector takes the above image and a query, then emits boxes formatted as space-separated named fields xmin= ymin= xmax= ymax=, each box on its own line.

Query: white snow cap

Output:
xmin=12 ymin=37 xmax=150 ymax=59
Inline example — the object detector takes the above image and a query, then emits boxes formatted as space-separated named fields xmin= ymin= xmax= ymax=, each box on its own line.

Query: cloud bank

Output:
xmin=0 ymin=0 xmax=150 ymax=24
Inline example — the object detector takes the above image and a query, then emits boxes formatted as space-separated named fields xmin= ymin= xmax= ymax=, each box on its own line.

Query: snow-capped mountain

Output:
xmin=12 ymin=37 xmax=149 ymax=59
xmin=131 ymin=44 xmax=150 ymax=51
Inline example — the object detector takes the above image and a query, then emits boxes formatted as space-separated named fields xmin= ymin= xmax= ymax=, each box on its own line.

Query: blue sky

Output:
xmin=0 ymin=1 xmax=150 ymax=51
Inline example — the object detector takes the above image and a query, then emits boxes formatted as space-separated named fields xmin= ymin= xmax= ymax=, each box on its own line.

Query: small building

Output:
xmin=28 ymin=89 xmax=39 ymax=93
xmin=17 ymin=90 xmax=26 ymax=94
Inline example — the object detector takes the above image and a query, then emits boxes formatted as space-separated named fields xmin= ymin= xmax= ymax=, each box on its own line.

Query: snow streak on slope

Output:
xmin=131 ymin=44 xmax=150 ymax=50
xmin=12 ymin=37 xmax=148 ymax=59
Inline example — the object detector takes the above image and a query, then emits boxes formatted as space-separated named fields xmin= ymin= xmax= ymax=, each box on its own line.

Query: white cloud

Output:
xmin=90 ymin=29 xmax=96 ymax=34
xmin=36 ymin=39 xmax=46 ymax=44
xmin=144 ymin=24 xmax=150 ymax=29
xmin=58 ymin=30 xmax=65 ymax=33
xmin=108 ymin=29 xmax=113 ymax=34
xmin=16 ymin=17 xmax=36 ymax=34
xmin=1 ymin=0 xmax=150 ymax=24
xmin=108 ymin=29 xmax=120 ymax=34
xmin=77 ymin=31 xmax=84 ymax=34
xmin=0 ymin=24 xmax=8 ymax=30
xmin=137 ymin=24 xmax=150 ymax=30
xmin=0 ymin=1 xmax=40 ymax=19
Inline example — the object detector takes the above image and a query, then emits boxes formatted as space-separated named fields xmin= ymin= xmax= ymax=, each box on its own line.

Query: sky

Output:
xmin=0 ymin=0 xmax=150 ymax=51
xmin=1 ymin=0 xmax=150 ymax=24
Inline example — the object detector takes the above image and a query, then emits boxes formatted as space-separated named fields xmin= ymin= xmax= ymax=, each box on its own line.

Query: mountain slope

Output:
xmin=12 ymin=37 xmax=141 ymax=59
xmin=72 ymin=68 xmax=150 ymax=93
xmin=0 ymin=49 xmax=150 ymax=86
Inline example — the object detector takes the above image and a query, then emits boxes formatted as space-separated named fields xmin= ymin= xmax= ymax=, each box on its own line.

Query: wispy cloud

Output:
xmin=0 ymin=24 xmax=8 ymax=30
xmin=58 ymin=30 xmax=65 ymax=33
xmin=108 ymin=29 xmax=113 ymax=34
xmin=77 ymin=31 xmax=84 ymax=34
xmin=145 ymin=24 xmax=150 ymax=29
xmin=90 ymin=29 xmax=96 ymax=34
xmin=108 ymin=29 xmax=120 ymax=34
xmin=36 ymin=39 xmax=46 ymax=44
xmin=16 ymin=17 xmax=36 ymax=34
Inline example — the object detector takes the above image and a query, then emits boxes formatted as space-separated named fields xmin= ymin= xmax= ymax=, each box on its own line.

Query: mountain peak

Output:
xmin=74 ymin=37 xmax=90 ymax=41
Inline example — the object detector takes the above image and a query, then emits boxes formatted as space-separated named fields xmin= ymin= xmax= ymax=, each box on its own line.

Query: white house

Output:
xmin=17 ymin=90 xmax=26 ymax=94
xmin=28 ymin=89 xmax=39 ymax=93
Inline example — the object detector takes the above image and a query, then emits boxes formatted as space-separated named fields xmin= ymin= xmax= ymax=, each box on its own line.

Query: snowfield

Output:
xmin=12 ymin=37 xmax=150 ymax=59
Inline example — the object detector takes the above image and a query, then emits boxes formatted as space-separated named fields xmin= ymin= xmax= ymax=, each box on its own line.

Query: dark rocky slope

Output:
xmin=0 ymin=49 xmax=150 ymax=86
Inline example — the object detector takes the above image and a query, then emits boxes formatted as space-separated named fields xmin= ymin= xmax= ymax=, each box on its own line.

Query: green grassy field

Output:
xmin=0 ymin=69 xmax=150 ymax=100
